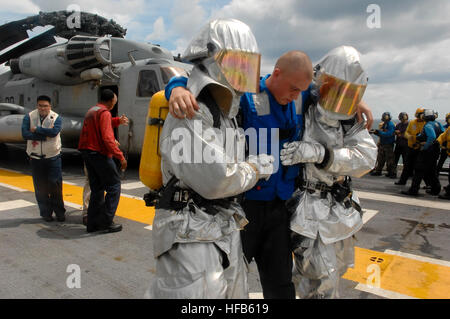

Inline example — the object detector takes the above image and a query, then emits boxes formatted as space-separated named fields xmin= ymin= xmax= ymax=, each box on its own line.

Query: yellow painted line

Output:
xmin=343 ymin=247 xmax=450 ymax=299
xmin=0 ymin=168 xmax=155 ymax=226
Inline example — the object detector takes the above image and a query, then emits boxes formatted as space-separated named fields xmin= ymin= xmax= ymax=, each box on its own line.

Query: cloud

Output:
xmin=170 ymin=0 xmax=207 ymax=37
xmin=0 ymin=0 xmax=40 ymax=15
xmin=145 ymin=16 xmax=166 ymax=42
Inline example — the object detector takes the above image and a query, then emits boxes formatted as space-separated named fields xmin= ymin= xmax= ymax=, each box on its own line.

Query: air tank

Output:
xmin=139 ymin=90 xmax=169 ymax=190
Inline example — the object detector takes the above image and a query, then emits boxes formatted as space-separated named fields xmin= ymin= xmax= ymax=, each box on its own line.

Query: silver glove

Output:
xmin=280 ymin=141 xmax=325 ymax=166
xmin=247 ymin=154 xmax=275 ymax=180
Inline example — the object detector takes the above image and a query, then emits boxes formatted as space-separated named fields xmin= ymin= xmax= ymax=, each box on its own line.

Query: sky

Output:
xmin=1 ymin=0 xmax=450 ymax=119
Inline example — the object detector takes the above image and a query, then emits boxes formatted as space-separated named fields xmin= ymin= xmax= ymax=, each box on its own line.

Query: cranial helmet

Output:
xmin=415 ymin=107 xmax=424 ymax=119
xmin=382 ymin=112 xmax=391 ymax=121
xmin=313 ymin=45 xmax=368 ymax=121
xmin=182 ymin=19 xmax=261 ymax=118
xmin=423 ymin=109 xmax=435 ymax=122
xmin=398 ymin=112 xmax=408 ymax=121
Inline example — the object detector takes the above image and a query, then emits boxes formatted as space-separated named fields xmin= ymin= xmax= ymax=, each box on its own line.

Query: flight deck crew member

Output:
xmin=395 ymin=108 xmax=425 ymax=185
xmin=437 ymin=125 xmax=450 ymax=199
xmin=145 ymin=19 xmax=275 ymax=299
xmin=436 ymin=113 xmax=450 ymax=176
xmin=78 ymin=89 xmax=127 ymax=233
xmin=22 ymin=95 xmax=66 ymax=222
xmin=402 ymin=109 xmax=443 ymax=196
xmin=370 ymin=112 xmax=396 ymax=178
xmin=394 ymin=112 xmax=409 ymax=176
xmin=81 ymin=116 xmax=128 ymax=226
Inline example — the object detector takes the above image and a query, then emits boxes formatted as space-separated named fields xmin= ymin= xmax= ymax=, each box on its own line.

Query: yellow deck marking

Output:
xmin=0 ymin=168 xmax=155 ymax=226
xmin=343 ymin=247 xmax=450 ymax=299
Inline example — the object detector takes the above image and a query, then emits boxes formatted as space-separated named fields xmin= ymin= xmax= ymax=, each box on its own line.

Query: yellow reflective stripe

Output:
xmin=0 ymin=168 xmax=155 ymax=226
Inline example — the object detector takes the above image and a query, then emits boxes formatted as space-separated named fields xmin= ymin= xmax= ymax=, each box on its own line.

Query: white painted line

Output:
xmin=384 ymin=249 xmax=450 ymax=268
xmin=0 ymin=199 xmax=35 ymax=211
xmin=144 ymin=225 xmax=153 ymax=231
xmin=362 ymin=209 xmax=379 ymax=224
xmin=121 ymin=193 xmax=143 ymax=200
xmin=355 ymin=283 xmax=417 ymax=299
xmin=64 ymin=201 xmax=83 ymax=210
xmin=355 ymin=190 xmax=450 ymax=211
xmin=63 ymin=181 xmax=80 ymax=186
xmin=0 ymin=182 xmax=28 ymax=192
xmin=249 ymin=292 xmax=263 ymax=299
xmin=121 ymin=181 xmax=146 ymax=190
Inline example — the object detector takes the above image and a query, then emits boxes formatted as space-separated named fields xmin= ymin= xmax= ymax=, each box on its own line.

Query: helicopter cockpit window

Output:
xmin=160 ymin=66 xmax=188 ymax=85
xmin=137 ymin=70 xmax=159 ymax=97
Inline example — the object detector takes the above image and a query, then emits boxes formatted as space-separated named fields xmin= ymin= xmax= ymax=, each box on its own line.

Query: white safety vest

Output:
xmin=26 ymin=109 xmax=61 ymax=159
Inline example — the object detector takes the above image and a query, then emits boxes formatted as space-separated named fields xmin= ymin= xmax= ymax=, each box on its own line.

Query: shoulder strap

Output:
xmin=197 ymin=87 xmax=221 ymax=129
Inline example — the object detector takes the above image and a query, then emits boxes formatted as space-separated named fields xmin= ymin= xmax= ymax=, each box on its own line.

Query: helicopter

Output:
xmin=0 ymin=10 xmax=191 ymax=158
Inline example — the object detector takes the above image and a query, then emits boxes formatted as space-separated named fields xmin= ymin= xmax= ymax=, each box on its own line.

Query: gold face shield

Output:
xmin=214 ymin=49 xmax=261 ymax=93
xmin=317 ymin=72 xmax=366 ymax=117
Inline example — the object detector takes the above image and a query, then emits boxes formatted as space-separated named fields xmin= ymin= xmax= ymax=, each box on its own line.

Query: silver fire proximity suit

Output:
xmin=280 ymin=46 xmax=377 ymax=299
xmin=145 ymin=19 xmax=274 ymax=299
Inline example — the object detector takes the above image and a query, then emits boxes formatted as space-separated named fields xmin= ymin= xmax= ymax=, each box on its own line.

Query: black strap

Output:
xmin=154 ymin=175 xmax=181 ymax=209
xmin=197 ymin=87 xmax=221 ymax=129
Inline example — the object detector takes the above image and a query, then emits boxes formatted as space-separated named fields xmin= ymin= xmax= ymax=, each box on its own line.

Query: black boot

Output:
xmin=401 ymin=189 xmax=419 ymax=196
xmin=438 ymin=193 xmax=450 ymax=200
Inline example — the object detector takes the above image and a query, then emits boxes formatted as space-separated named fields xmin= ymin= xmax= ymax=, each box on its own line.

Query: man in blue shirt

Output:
xmin=21 ymin=95 xmax=65 ymax=222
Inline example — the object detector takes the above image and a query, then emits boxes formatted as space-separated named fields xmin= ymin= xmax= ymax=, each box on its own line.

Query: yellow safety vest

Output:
xmin=404 ymin=119 xmax=425 ymax=149
xmin=437 ymin=127 xmax=450 ymax=156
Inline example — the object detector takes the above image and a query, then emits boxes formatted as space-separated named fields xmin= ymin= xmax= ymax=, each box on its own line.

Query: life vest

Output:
xmin=26 ymin=109 xmax=61 ymax=159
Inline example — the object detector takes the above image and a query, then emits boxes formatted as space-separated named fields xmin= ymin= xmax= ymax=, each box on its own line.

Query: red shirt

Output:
xmin=78 ymin=104 xmax=125 ymax=161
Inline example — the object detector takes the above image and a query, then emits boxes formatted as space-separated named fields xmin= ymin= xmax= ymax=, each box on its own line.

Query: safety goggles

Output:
xmin=317 ymin=72 xmax=366 ymax=117
xmin=214 ymin=49 xmax=261 ymax=93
